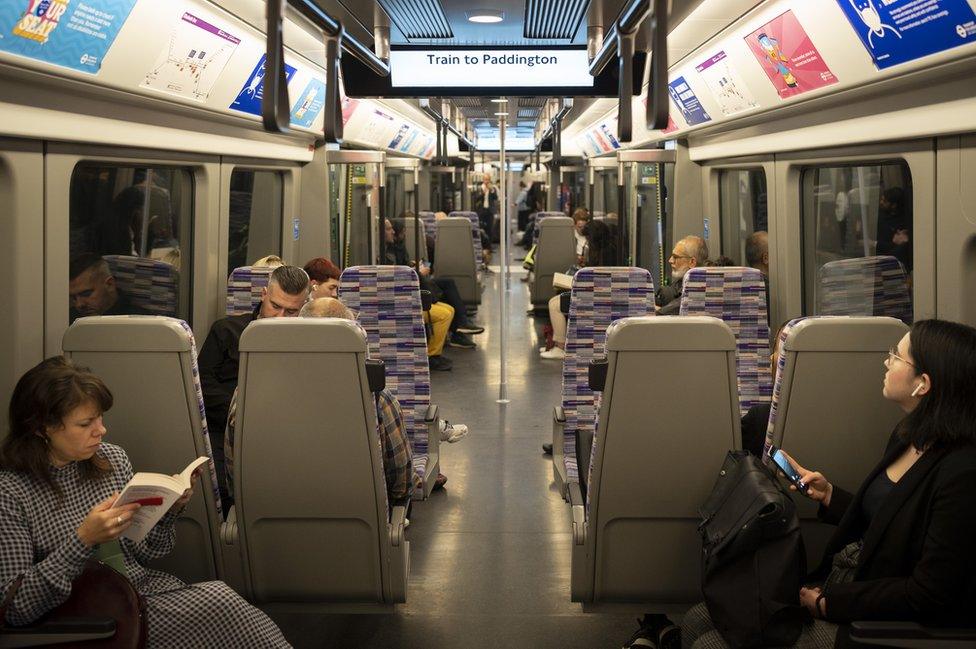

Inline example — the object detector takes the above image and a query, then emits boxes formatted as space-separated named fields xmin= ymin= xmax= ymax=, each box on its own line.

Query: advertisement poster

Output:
xmin=598 ymin=121 xmax=620 ymax=150
xmin=695 ymin=50 xmax=759 ymax=116
xmin=0 ymin=0 xmax=138 ymax=73
xmin=662 ymin=116 xmax=678 ymax=134
xmin=836 ymin=0 xmax=976 ymax=69
xmin=289 ymin=77 xmax=324 ymax=128
xmin=745 ymin=10 xmax=837 ymax=99
xmin=142 ymin=10 xmax=240 ymax=101
xmin=388 ymin=123 xmax=410 ymax=150
xmin=341 ymin=96 xmax=360 ymax=124
xmin=230 ymin=53 xmax=297 ymax=116
xmin=667 ymin=75 xmax=711 ymax=125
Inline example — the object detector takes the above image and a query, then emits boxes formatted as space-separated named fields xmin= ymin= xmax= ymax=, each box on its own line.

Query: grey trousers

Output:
xmin=681 ymin=602 xmax=838 ymax=649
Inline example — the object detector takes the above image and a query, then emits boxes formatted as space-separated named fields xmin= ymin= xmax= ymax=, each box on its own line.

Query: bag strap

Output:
xmin=0 ymin=575 xmax=25 ymax=629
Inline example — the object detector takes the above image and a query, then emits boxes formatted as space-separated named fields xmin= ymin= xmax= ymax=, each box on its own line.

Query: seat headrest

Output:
xmin=63 ymin=315 xmax=193 ymax=352
xmin=238 ymin=318 xmax=367 ymax=353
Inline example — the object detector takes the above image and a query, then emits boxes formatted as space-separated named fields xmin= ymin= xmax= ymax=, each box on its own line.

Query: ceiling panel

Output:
xmin=377 ymin=0 xmax=453 ymax=39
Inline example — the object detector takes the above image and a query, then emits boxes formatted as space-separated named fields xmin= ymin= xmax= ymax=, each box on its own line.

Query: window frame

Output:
xmin=45 ymin=143 xmax=216 ymax=355
xmin=716 ymin=166 xmax=769 ymax=266
xmin=224 ymin=166 xmax=287 ymax=279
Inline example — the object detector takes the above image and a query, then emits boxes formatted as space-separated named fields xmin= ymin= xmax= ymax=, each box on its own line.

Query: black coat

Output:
xmin=813 ymin=431 xmax=976 ymax=628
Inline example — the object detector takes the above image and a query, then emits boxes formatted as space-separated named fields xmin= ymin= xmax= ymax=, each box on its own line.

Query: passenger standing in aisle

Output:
xmin=655 ymin=236 xmax=708 ymax=315
xmin=197 ymin=265 xmax=309 ymax=510
xmin=0 ymin=357 xmax=292 ymax=648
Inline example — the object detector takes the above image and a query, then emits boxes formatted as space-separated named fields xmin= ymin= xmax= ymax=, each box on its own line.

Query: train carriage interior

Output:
xmin=1 ymin=0 xmax=976 ymax=647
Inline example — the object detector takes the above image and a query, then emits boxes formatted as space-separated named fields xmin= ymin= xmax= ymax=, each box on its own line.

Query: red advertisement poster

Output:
xmin=744 ymin=10 xmax=837 ymax=99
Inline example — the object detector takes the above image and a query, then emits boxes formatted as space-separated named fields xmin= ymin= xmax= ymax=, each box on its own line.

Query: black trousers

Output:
xmin=433 ymin=277 xmax=470 ymax=331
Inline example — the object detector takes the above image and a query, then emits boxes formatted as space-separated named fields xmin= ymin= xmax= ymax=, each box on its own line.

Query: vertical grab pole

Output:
xmin=497 ymin=114 xmax=510 ymax=404
xmin=378 ymin=162 xmax=386 ymax=264
xmin=413 ymin=164 xmax=421 ymax=262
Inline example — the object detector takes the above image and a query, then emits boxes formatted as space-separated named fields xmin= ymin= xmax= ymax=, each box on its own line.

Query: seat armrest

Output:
xmin=366 ymin=359 xmax=386 ymax=393
xmin=588 ymin=358 xmax=608 ymax=392
xmin=389 ymin=505 xmax=407 ymax=548
xmin=419 ymin=290 xmax=432 ymax=312
xmin=1 ymin=617 xmax=116 ymax=646
xmin=219 ymin=505 xmax=237 ymax=545
xmin=424 ymin=404 xmax=438 ymax=423
xmin=553 ymin=405 xmax=565 ymax=423
xmin=850 ymin=621 xmax=976 ymax=646
xmin=568 ymin=482 xmax=586 ymax=546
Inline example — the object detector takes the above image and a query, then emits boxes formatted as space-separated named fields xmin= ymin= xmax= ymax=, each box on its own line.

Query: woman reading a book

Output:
xmin=0 ymin=356 xmax=292 ymax=648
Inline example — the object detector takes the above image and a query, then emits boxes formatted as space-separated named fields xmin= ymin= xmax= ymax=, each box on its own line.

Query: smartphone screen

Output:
xmin=770 ymin=448 xmax=808 ymax=493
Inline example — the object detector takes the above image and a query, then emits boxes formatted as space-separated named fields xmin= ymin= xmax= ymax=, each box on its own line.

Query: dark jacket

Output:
xmin=655 ymin=277 xmax=683 ymax=316
xmin=813 ymin=430 xmax=976 ymax=628
xmin=69 ymin=291 xmax=152 ymax=324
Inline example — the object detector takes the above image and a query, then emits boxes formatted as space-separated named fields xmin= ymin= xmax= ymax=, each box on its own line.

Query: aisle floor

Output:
xmin=270 ymin=268 xmax=636 ymax=648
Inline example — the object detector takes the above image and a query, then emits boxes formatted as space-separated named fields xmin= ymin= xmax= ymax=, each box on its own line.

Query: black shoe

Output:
xmin=542 ymin=443 xmax=552 ymax=455
xmin=429 ymin=355 xmax=453 ymax=371
xmin=621 ymin=618 xmax=657 ymax=649
xmin=456 ymin=324 xmax=485 ymax=335
xmin=624 ymin=614 xmax=679 ymax=649
xmin=449 ymin=332 xmax=476 ymax=349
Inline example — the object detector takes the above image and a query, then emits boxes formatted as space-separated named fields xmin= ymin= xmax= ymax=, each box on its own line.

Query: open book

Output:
xmin=112 ymin=456 xmax=209 ymax=542
xmin=553 ymin=272 xmax=574 ymax=291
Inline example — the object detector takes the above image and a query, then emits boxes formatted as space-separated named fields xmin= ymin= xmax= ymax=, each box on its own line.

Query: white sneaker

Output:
xmin=439 ymin=420 xmax=468 ymax=443
xmin=540 ymin=347 xmax=566 ymax=360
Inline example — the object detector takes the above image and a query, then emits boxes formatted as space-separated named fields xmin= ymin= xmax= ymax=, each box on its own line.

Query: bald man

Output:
xmin=656 ymin=235 xmax=709 ymax=315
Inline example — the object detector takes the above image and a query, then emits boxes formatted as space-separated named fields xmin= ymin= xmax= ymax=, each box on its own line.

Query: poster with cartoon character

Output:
xmin=745 ymin=10 xmax=837 ymax=99
xmin=0 ymin=0 xmax=138 ymax=73
xmin=836 ymin=0 xmax=976 ymax=70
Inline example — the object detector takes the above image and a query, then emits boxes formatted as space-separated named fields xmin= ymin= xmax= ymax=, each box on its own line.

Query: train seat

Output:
xmin=434 ymin=217 xmax=482 ymax=305
xmin=227 ymin=318 xmax=408 ymax=606
xmin=102 ymin=255 xmax=178 ymax=317
xmin=419 ymin=211 xmax=436 ymax=239
xmin=570 ymin=316 xmax=740 ymax=605
xmin=679 ymin=267 xmax=772 ymax=416
xmin=818 ymin=255 xmax=913 ymax=324
xmin=62 ymin=316 xmax=225 ymax=585
xmin=531 ymin=211 xmax=569 ymax=245
xmin=339 ymin=265 xmax=441 ymax=498
xmin=762 ymin=315 xmax=909 ymax=568
xmin=401 ymin=216 xmax=428 ymax=264
xmin=226 ymin=266 xmax=274 ymax=316
xmin=448 ymin=210 xmax=483 ymax=266
xmin=551 ymin=267 xmax=655 ymax=495
xmin=530 ymin=217 xmax=576 ymax=309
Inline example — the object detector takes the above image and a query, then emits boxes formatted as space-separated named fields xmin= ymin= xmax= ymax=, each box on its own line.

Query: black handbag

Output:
xmin=699 ymin=451 xmax=811 ymax=648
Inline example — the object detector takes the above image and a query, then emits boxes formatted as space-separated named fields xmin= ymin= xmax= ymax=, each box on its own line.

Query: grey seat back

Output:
xmin=531 ymin=216 xmax=576 ymax=307
xmin=574 ymin=316 xmax=740 ymax=605
xmin=402 ymin=217 xmax=428 ymax=263
xmin=235 ymin=318 xmax=407 ymax=604
xmin=62 ymin=316 xmax=224 ymax=583
xmin=763 ymin=316 xmax=909 ymax=566
xmin=435 ymin=217 xmax=481 ymax=304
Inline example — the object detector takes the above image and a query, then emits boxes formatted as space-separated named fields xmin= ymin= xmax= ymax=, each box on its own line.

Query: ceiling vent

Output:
xmin=378 ymin=0 xmax=453 ymax=40
xmin=518 ymin=96 xmax=546 ymax=107
xmin=524 ymin=0 xmax=589 ymax=40
xmin=453 ymin=97 xmax=484 ymax=108
xmin=517 ymin=108 xmax=539 ymax=118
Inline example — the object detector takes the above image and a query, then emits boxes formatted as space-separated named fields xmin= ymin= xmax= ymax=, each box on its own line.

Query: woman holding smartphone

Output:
xmin=680 ymin=319 xmax=976 ymax=649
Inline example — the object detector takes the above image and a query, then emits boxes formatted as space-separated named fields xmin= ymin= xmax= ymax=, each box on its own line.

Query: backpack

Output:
xmin=699 ymin=451 xmax=810 ymax=648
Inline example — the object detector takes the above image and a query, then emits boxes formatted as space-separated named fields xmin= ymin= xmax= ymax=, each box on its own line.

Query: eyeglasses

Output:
xmin=886 ymin=347 xmax=915 ymax=368
xmin=668 ymin=254 xmax=692 ymax=263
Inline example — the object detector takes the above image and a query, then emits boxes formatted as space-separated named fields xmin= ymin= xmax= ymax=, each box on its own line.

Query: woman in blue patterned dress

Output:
xmin=0 ymin=356 xmax=291 ymax=648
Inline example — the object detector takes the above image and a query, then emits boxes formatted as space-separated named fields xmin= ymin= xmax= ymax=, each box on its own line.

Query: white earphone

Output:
xmin=911 ymin=383 xmax=924 ymax=397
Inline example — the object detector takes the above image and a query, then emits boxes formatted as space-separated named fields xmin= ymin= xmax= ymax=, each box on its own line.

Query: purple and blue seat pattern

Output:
xmin=339 ymin=266 xmax=432 ymax=486
xmin=103 ymin=255 xmax=178 ymax=317
xmin=419 ymin=211 xmax=437 ymax=240
xmin=532 ymin=211 xmax=569 ymax=245
xmin=561 ymin=267 xmax=655 ymax=483
xmin=679 ymin=267 xmax=772 ymax=417
xmin=449 ymin=211 xmax=482 ymax=262
xmin=226 ymin=266 xmax=273 ymax=316
xmin=818 ymin=255 xmax=912 ymax=324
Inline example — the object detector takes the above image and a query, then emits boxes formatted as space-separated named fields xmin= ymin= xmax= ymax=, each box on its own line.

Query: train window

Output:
xmin=228 ymin=169 xmax=283 ymax=276
xmin=801 ymin=161 xmax=913 ymax=314
xmin=719 ymin=169 xmax=768 ymax=265
xmin=69 ymin=165 xmax=193 ymax=323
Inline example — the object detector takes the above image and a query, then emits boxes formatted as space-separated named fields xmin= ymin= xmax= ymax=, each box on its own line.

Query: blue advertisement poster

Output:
xmin=667 ymin=75 xmax=711 ymax=126
xmin=836 ymin=0 xmax=976 ymax=69
xmin=230 ymin=53 xmax=296 ymax=116
xmin=289 ymin=78 xmax=325 ymax=128
xmin=0 ymin=0 xmax=138 ymax=73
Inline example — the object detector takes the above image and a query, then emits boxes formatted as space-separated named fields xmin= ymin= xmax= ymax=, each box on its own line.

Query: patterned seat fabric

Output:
xmin=175 ymin=319 xmax=224 ymax=519
xmin=419 ymin=211 xmax=437 ymax=239
xmin=103 ymin=255 xmax=178 ymax=317
xmin=339 ymin=266 xmax=432 ymax=485
xmin=226 ymin=266 xmax=274 ymax=316
xmin=817 ymin=255 xmax=912 ymax=324
xmin=760 ymin=316 xmax=814 ymax=459
xmin=532 ymin=212 xmax=569 ymax=245
xmin=449 ymin=211 xmax=482 ymax=262
xmin=679 ymin=267 xmax=772 ymax=417
xmin=562 ymin=267 xmax=655 ymax=483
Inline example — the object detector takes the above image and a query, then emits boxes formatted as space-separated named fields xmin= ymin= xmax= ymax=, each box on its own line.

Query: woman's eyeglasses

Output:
xmin=886 ymin=347 xmax=915 ymax=368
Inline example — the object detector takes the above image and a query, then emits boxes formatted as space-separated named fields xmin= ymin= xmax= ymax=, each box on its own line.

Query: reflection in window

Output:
xmin=719 ymin=169 xmax=768 ymax=267
xmin=69 ymin=166 xmax=192 ymax=322
xmin=228 ymin=169 xmax=283 ymax=276
xmin=801 ymin=162 xmax=913 ymax=321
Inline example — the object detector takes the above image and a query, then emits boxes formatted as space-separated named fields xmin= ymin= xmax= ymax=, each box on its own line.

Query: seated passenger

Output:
xmin=704 ymin=255 xmax=736 ymax=267
xmin=746 ymin=230 xmax=771 ymax=322
xmin=69 ymin=253 xmax=152 ymax=323
xmin=0 ymin=357 xmax=291 ymax=648
xmin=303 ymin=256 xmax=341 ymax=299
xmin=680 ymin=319 xmax=976 ymax=649
xmin=251 ymin=254 xmax=284 ymax=268
xmin=656 ymin=235 xmax=708 ymax=315
xmin=198 ymin=265 xmax=308 ymax=509
xmin=571 ymin=207 xmax=592 ymax=265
